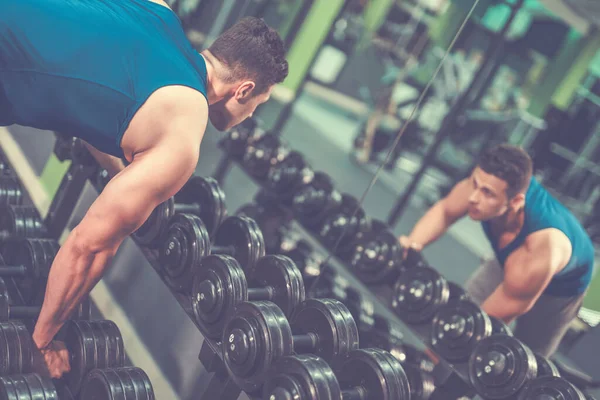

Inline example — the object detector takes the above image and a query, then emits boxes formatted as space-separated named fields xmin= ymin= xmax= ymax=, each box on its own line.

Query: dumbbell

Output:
xmin=0 ymin=205 xmax=46 ymax=241
xmin=489 ymin=315 xmax=513 ymax=336
xmin=391 ymin=265 xmax=451 ymax=324
xmin=292 ymin=172 xmax=343 ymax=230
xmin=0 ymin=367 xmax=153 ymax=400
xmin=243 ymin=132 xmax=290 ymax=180
xmin=0 ymin=278 xmax=90 ymax=323
xmin=280 ymin=239 xmax=324 ymax=290
xmin=53 ymin=136 xmax=96 ymax=166
xmin=191 ymin=254 xmax=305 ymax=339
xmin=0 ymin=238 xmax=60 ymax=305
xmin=343 ymin=286 xmax=375 ymax=336
xmin=517 ymin=376 xmax=587 ymax=399
xmin=317 ymin=193 xmax=371 ymax=259
xmin=430 ymin=299 xmax=493 ymax=362
xmin=159 ymin=214 xmax=265 ymax=292
xmin=94 ymin=168 xmax=111 ymax=192
xmin=0 ymin=373 xmax=72 ymax=400
xmin=133 ymin=176 xmax=226 ymax=247
xmin=0 ymin=176 xmax=22 ymax=206
xmin=222 ymin=299 xmax=359 ymax=393
xmin=0 ymin=159 xmax=12 ymax=177
xmin=236 ymin=200 xmax=289 ymax=254
xmin=534 ymin=353 xmax=560 ymax=378
xmin=469 ymin=334 xmax=538 ymax=399
xmin=349 ymin=225 xmax=402 ymax=285
xmin=79 ymin=367 xmax=155 ymax=400
xmin=403 ymin=363 xmax=436 ymax=400
xmin=0 ymin=319 xmax=125 ymax=394
xmin=220 ymin=117 xmax=262 ymax=159
xmin=262 ymin=349 xmax=411 ymax=400
xmin=266 ymin=151 xmax=315 ymax=205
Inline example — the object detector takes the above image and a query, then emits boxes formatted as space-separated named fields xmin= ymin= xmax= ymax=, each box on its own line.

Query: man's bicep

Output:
xmin=74 ymin=146 xmax=198 ymax=252
xmin=504 ymin=243 xmax=555 ymax=301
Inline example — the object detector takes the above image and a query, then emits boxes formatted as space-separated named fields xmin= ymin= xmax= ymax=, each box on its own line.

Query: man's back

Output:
xmin=0 ymin=0 xmax=207 ymax=156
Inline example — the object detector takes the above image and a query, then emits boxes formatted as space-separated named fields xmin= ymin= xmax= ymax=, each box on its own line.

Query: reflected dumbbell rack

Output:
xmin=215 ymin=135 xmax=480 ymax=395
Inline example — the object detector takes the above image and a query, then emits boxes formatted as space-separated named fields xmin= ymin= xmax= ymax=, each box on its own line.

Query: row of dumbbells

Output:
xmin=219 ymin=121 xmax=597 ymax=399
xmin=125 ymin=173 xmax=430 ymax=399
xmin=0 ymin=161 xmax=157 ymax=400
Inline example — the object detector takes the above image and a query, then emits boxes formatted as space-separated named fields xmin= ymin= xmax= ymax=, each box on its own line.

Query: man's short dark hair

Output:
xmin=477 ymin=144 xmax=533 ymax=198
xmin=208 ymin=17 xmax=288 ymax=94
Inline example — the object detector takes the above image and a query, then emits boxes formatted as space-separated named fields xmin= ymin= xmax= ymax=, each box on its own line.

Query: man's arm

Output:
xmin=401 ymin=178 xmax=472 ymax=250
xmin=481 ymin=230 xmax=571 ymax=323
xmin=32 ymin=124 xmax=201 ymax=350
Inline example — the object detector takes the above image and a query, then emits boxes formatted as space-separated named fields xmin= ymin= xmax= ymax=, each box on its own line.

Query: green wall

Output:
xmin=527 ymin=30 xmax=585 ymax=117
xmin=39 ymin=155 xmax=71 ymax=199
xmin=281 ymin=0 xmax=345 ymax=94
xmin=552 ymin=30 xmax=600 ymax=110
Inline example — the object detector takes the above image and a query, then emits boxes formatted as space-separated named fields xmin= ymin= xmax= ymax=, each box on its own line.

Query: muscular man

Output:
xmin=1 ymin=0 xmax=288 ymax=376
xmin=400 ymin=144 xmax=595 ymax=357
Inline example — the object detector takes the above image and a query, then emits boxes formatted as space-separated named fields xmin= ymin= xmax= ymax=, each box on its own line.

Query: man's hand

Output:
xmin=33 ymin=341 xmax=70 ymax=379
xmin=398 ymin=235 xmax=423 ymax=259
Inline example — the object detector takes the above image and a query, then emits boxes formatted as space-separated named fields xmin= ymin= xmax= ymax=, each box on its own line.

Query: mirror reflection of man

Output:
xmin=400 ymin=144 xmax=595 ymax=357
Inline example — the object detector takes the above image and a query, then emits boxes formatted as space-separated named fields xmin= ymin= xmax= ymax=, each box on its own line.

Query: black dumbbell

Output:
xmin=192 ymin=254 xmax=305 ymax=339
xmin=0 ymin=278 xmax=90 ymax=322
xmin=0 ymin=205 xmax=46 ymax=242
xmin=0 ymin=176 xmax=22 ymax=206
xmin=0 ymin=159 xmax=12 ymax=177
xmin=317 ymin=193 xmax=371 ymax=259
xmin=391 ymin=265 xmax=450 ymax=324
xmin=222 ymin=299 xmax=359 ymax=393
xmin=263 ymin=349 xmax=411 ymax=400
xmin=517 ymin=376 xmax=587 ymax=400
xmin=0 ymin=238 xmax=60 ymax=305
xmin=343 ymin=286 xmax=375 ymax=336
xmin=159 ymin=214 xmax=264 ymax=292
xmin=534 ymin=353 xmax=560 ymax=378
xmin=0 ymin=319 xmax=125 ymax=395
xmin=280 ymin=239 xmax=324 ymax=290
xmin=133 ymin=176 xmax=226 ymax=247
xmin=173 ymin=175 xmax=227 ymax=238
xmin=220 ymin=117 xmax=262 ymax=159
xmin=447 ymin=281 xmax=470 ymax=303
xmin=80 ymin=367 xmax=155 ymax=400
xmin=94 ymin=168 xmax=110 ymax=192
xmin=349 ymin=226 xmax=403 ymax=284
xmin=243 ymin=132 xmax=290 ymax=180
xmin=430 ymin=299 xmax=493 ymax=362
xmin=403 ymin=363 xmax=436 ymax=400
xmin=489 ymin=315 xmax=513 ymax=336
xmin=53 ymin=136 xmax=95 ymax=166
xmin=469 ymin=334 xmax=538 ymax=399
xmin=0 ymin=374 xmax=63 ymax=400
xmin=236 ymin=201 xmax=289 ymax=254
xmin=292 ymin=172 xmax=342 ymax=230
xmin=266 ymin=151 xmax=315 ymax=205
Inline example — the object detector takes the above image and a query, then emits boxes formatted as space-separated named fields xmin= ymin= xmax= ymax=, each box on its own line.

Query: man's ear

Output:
xmin=510 ymin=192 xmax=526 ymax=209
xmin=235 ymin=81 xmax=256 ymax=102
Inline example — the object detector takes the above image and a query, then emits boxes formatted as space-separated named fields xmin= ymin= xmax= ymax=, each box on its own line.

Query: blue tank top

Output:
xmin=482 ymin=177 xmax=595 ymax=297
xmin=0 ymin=0 xmax=207 ymax=157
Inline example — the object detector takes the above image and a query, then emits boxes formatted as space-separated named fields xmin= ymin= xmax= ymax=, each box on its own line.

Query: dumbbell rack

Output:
xmin=0 ymin=150 xmax=82 ymax=400
xmin=217 ymin=146 xmax=479 ymax=398
xmin=39 ymin=144 xmax=264 ymax=400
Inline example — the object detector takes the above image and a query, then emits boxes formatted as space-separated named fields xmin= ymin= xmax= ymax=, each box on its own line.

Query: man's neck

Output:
xmin=199 ymin=50 xmax=232 ymax=105
xmin=490 ymin=206 xmax=525 ymax=235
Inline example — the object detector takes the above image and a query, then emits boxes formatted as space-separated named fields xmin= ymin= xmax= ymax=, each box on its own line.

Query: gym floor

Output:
xmin=4 ymin=91 xmax=600 ymax=399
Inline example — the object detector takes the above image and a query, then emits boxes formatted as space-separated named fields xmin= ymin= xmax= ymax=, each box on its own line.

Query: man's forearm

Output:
xmin=408 ymin=202 xmax=454 ymax=248
xmin=32 ymin=229 xmax=115 ymax=349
